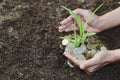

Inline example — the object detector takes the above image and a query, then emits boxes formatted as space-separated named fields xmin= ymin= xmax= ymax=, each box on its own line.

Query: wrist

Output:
xmin=94 ymin=14 xmax=116 ymax=32
xmin=96 ymin=15 xmax=110 ymax=32
xmin=98 ymin=7 xmax=120 ymax=32
xmin=89 ymin=15 xmax=106 ymax=33
xmin=108 ymin=49 xmax=120 ymax=62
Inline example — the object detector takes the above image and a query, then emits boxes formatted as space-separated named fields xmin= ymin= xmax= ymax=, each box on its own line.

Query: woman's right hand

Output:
xmin=64 ymin=49 xmax=120 ymax=73
xmin=59 ymin=8 xmax=103 ymax=33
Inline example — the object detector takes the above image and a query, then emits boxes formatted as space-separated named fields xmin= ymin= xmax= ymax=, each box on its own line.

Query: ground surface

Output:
xmin=0 ymin=0 xmax=120 ymax=80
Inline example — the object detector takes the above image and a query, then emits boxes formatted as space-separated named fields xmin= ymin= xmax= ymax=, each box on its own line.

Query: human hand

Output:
xmin=59 ymin=8 xmax=103 ymax=33
xmin=64 ymin=50 xmax=115 ymax=73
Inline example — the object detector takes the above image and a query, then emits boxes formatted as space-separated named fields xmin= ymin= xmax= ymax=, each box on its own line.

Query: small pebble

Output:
xmin=47 ymin=2 xmax=51 ymax=5
xmin=62 ymin=39 xmax=69 ymax=46
xmin=19 ymin=73 xmax=23 ymax=77
xmin=78 ymin=0 xmax=86 ymax=3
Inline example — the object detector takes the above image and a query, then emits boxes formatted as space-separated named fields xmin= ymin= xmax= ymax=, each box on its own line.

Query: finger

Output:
xmin=86 ymin=61 xmax=109 ymax=73
xmin=59 ymin=25 xmax=66 ymax=32
xmin=59 ymin=21 xmax=73 ymax=32
xmin=86 ymin=64 xmax=100 ymax=73
xmin=63 ymin=15 xmax=85 ymax=32
xmin=64 ymin=24 xmax=79 ymax=32
xmin=64 ymin=24 xmax=74 ymax=32
xmin=64 ymin=20 xmax=90 ymax=32
xmin=63 ymin=52 xmax=84 ymax=66
xmin=73 ymin=8 xmax=90 ymax=18
xmin=60 ymin=15 xmax=73 ymax=25
xmin=80 ymin=57 xmax=99 ymax=70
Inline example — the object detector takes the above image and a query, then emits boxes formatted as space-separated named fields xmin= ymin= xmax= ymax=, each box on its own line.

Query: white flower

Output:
xmin=62 ymin=39 xmax=69 ymax=46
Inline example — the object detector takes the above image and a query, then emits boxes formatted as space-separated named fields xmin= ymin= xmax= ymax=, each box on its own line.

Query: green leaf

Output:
xmin=93 ymin=3 xmax=104 ymax=13
xmin=86 ymin=32 xmax=96 ymax=36
xmin=60 ymin=36 xmax=70 ymax=40
xmin=73 ymin=22 xmax=77 ymax=44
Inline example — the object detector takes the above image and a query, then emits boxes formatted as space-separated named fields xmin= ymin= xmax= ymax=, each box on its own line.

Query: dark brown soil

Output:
xmin=0 ymin=0 xmax=120 ymax=80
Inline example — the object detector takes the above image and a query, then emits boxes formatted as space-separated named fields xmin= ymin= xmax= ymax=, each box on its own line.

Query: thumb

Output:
xmin=80 ymin=57 xmax=98 ymax=70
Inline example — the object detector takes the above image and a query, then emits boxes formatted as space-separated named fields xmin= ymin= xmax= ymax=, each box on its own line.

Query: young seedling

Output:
xmin=61 ymin=4 xmax=104 ymax=47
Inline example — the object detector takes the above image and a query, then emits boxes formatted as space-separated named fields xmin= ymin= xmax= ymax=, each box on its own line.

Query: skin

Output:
xmin=59 ymin=7 xmax=120 ymax=73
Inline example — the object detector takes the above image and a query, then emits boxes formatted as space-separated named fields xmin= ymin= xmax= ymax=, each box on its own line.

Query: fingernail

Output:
xmin=60 ymin=21 xmax=64 ymax=24
xmin=59 ymin=29 xmax=63 ymax=32
xmin=80 ymin=64 xmax=85 ymax=69
xmin=59 ymin=26 xmax=62 ymax=29
xmin=63 ymin=52 xmax=67 ymax=56
xmin=64 ymin=52 xmax=71 ymax=58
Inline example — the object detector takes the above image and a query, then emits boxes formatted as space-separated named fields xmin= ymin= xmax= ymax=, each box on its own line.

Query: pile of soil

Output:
xmin=0 ymin=0 xmax=120 ymax=80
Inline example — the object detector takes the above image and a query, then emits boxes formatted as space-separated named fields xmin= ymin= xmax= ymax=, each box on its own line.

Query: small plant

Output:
xmin=61 ymin=4 xmax=104 ymax=47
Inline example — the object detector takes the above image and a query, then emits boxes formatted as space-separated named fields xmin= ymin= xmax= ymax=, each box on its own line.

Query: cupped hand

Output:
xmin=59 ymin=8 xmax=103 ymax=33
xmin=64 ymin=50 xmax=115 ymax=73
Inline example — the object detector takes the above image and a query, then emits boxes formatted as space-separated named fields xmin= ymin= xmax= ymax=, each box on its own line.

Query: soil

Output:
xmin=0 ymin=0 xmax=120 ymax=80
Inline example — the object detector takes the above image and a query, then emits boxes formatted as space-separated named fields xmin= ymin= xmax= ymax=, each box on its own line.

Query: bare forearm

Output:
xmin=109 ymin=49 xmax=120 ymax=62
xmin=99 ymin=7 xmax=120 ymax=31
